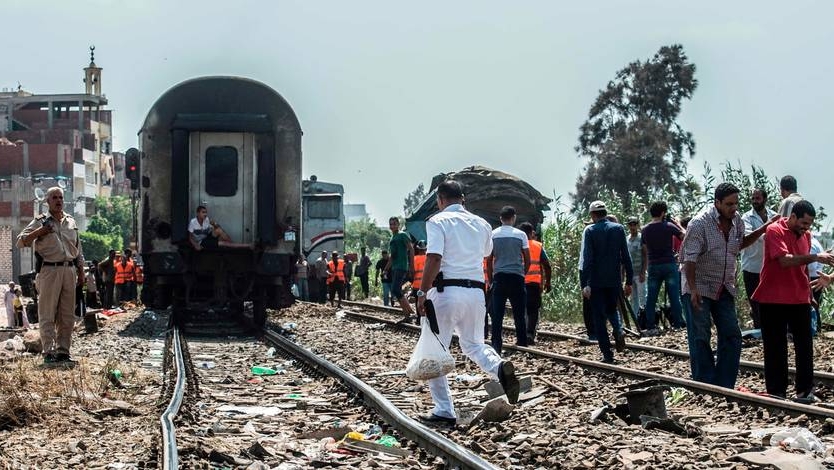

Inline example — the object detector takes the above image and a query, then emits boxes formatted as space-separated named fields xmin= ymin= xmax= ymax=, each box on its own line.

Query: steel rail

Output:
xmin=160 ymin=326 xmax=186 ymax=470
xmin=263 ymin=329 xmax=499 ymax=470
xmin=534 ymin=330 xmax=834 ymax=388
xmin=342 ymin=300 xmax=834 ymax=387
xmin=341 ymin=308 xmax=834 ymax=420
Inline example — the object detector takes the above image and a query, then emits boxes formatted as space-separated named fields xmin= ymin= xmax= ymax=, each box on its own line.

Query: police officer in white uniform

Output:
xmin=416 ymin=180 xmax=520 ymax=424
xmin=17 ymin=186 xmax=84 ymax=365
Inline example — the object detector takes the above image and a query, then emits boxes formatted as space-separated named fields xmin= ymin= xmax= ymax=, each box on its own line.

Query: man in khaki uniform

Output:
xmin=17 ymin=186 xmax=84 ymax=365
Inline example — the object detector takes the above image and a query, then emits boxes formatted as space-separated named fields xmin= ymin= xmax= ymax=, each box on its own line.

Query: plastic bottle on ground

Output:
xmin=251 ymin=366 xmax=278 ymax=376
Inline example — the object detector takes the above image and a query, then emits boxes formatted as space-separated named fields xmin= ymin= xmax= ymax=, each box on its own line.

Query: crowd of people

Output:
xmin=582 ymin=176 xmax=833 ymax=401
xmin=309 ymin=174 xmax=831 ymax=415
xmin=8 ymin=176 xmax=829 ymax=418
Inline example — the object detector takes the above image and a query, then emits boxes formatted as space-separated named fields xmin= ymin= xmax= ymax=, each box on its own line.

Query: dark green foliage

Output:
xmin=79 ymin=231 xmax=121 ymax=263
xmin=89 ymin=196 xmax=134 ymax=249
xmin=403 ymin=183 xmax=427 ymax=217
xmin=344 ymin=218 xmax=390 ymax=253
xmin=344 ymin=217 xmax=392 ymax=300
xmin=574 ymin=44 xmax=699 ymax=209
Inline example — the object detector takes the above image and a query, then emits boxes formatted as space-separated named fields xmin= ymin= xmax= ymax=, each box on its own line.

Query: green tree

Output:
xmin=345 ymin=218 xmax=389 ymax=253
xmin=91 ymin=196 xmax=134 ymax=248
xmin=403 ymin=183 xmax=427 ymax=217
xmin=344 ymin=217 xmax=391 ymax=300
xmin=574 ymin=44 xmax=699 ymax=209
xmin=79 ymin=231 xmax=121 ymax=263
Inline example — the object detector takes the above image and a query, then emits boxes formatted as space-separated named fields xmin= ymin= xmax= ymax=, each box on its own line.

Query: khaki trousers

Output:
xmin=35 ymin=265 xmax=77 ymax=355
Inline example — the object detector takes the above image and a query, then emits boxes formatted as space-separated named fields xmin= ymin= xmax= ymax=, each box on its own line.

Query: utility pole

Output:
xmin=130 ymin=186 xmax=138 ymax=251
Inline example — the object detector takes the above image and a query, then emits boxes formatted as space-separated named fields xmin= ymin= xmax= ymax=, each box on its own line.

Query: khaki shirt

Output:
xmin=17 ymin=212 xmax=84 ymax=264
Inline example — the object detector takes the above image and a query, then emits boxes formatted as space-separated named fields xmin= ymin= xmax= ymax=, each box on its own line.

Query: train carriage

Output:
xmin=138 ymin=76 xmax=301 ymax=325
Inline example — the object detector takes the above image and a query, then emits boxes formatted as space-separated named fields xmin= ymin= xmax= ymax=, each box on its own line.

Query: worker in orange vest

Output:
xmin=409 ymin=241 xmax=427 ymax=322
xmin=410 ymin=240 xmax=427 ymax=294
xmin=114 ymin=251 xmax=135 ymax=305
xmin=327 ymin=251 xmax=346 ymax=308
xmin=125 ymin=248 xmax=138 ymax=302
xmin=519 ymin=222 xmax=552 ymax=344
xmin=134 ymin=263 xmax=144 ymax=302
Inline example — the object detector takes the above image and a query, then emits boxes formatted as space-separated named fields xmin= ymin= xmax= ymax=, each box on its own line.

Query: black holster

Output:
xmin=34 ymin=252 xmax=44 ymax=274
xmin=433 ymin=272 xmax=444 ymax=292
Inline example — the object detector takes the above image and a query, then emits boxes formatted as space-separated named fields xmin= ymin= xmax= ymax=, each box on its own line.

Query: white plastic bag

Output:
xmin=405 ymin=321 xmax=455 ymax=381
xmin=291 ymin=283 xmax=300 ymax=298
xmin=769 ymin=427 xmax=825 ymax=453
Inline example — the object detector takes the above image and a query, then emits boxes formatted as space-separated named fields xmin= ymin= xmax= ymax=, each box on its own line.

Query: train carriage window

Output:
xmin=205 ymin=146 xmax=238 ymax=196
xmin=307 ymin=196 xmax=341 ymax=219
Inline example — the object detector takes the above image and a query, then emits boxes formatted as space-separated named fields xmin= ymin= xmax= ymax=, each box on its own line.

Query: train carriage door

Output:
xmin=189 ymin=132 xmax=256 ymax=244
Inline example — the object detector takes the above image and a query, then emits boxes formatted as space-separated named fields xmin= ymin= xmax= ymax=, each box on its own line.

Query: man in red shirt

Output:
xmin=752 ymin=200 xmax=834 ymax=400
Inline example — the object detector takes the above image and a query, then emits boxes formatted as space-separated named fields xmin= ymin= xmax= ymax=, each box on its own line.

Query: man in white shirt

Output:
xmin=188 ymin=205 xmax=251 ymax=250
xmin=777 ymin=175 xmax=803 ymax=217
xmin=740 ymin=188 xmax=777 ymax=329
xmin=415 ymin=180 xmax=520 ymax=425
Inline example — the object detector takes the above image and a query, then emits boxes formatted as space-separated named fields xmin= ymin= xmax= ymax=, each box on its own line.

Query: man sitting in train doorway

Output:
xmin=188 ymin=205 xmax=251 ymax=250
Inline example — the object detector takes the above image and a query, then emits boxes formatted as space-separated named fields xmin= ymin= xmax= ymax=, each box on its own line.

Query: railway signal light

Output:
xmin=125 ymin=148 xmax=140 ymax=190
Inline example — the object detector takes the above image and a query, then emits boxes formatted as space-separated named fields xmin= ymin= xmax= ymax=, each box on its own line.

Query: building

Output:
xmin=0 ymin=47 xmax=115 ymax=281
xmin=344 ymin=203 xmax=369 ymax=222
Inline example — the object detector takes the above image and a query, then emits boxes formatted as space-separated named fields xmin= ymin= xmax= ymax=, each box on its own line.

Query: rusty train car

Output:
xmin=137 ymin=76 xmax=302 ymax=325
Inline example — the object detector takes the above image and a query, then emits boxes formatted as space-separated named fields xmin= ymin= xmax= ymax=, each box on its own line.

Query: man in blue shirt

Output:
xmin=581 ymin=201 xmax=633 ymax=363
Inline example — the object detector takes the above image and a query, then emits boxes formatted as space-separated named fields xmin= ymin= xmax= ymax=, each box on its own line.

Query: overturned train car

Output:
xmin=138 ymin=77 xmax=301 ymax=325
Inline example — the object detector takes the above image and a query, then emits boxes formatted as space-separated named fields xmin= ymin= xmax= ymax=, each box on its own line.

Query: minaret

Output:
xmin=83 ymin=45 xmax=102 ymax=96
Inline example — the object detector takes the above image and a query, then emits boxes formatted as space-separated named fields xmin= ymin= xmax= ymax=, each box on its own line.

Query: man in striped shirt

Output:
xmin=681 ymin=183 xmax=778 ymax=388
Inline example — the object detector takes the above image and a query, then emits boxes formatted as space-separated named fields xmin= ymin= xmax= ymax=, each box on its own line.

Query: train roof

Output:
xmin=303 ymin=179 xmax=344 ymax=195
xmin=140 ymin=76 xmax=301 ymax=135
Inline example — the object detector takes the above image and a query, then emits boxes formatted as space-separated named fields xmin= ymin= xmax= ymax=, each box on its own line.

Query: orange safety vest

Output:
xmin=135 ymin=265 xmax=144 ymax=284
xmin=483 ymin=258 xmax=490 ymax=290
xmin=525 ymin=240 xmax=543 ymax=285
xmin=115 ymin=260 xmax=134 ymax=285
xmin=412 ymin=254 xmax=426 ymax=290
xmin=327 ymin=260 xmax=345 ymax=284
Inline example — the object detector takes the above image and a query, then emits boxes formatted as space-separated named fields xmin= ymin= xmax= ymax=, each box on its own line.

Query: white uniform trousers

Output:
xmin=426 ymin=286 xmax=503 ymax=419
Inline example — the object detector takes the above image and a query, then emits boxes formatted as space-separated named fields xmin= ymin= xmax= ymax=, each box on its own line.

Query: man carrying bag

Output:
xmin=409 ymin=180 xmax=519 ymax=426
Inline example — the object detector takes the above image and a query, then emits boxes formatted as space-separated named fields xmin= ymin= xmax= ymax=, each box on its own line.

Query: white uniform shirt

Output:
xmin=426 ymin=204 xmax=493 ymax=281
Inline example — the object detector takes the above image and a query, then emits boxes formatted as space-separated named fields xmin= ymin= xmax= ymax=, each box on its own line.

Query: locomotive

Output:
xmin=301 ymin=176 xmax=345 ymax=263
xmin=136 ymin=76 xmax=302 ymax=325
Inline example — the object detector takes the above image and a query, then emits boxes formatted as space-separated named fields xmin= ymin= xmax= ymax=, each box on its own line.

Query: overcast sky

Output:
xmin=5 ymin=1 xmax=833 ymax=230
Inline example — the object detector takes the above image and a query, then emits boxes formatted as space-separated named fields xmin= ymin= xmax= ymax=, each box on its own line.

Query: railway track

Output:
xmin=343 ymin=300 xmax=834 ymax=391
xmin=273 ymin=302 xmax=834 ymax=468
xmin=159 ymin=309 xmax=500 ymax=469
xmin=340 ymin=308 xmax=834 ymax=420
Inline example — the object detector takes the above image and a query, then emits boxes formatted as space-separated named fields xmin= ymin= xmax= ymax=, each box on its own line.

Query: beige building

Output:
xmin=0 ymin=47 xmax=115 ymax=281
